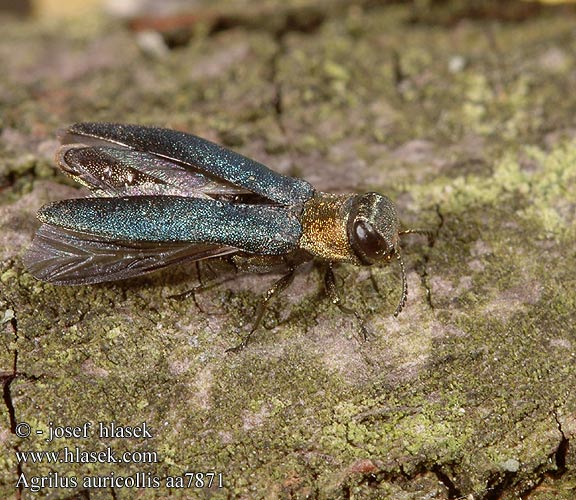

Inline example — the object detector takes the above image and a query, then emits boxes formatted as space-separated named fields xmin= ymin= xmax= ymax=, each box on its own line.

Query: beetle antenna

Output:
xmin=398 ymin=228 xmax=435 ymax=245
xmin=394 ymin=250 xmax=407 ymax=317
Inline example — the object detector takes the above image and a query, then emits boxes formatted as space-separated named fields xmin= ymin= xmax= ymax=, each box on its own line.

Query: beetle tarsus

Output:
xmin=323 ymin=263 xmax=369 ymax=340
xmin=226 ymin=269 xmax=296 ymax=352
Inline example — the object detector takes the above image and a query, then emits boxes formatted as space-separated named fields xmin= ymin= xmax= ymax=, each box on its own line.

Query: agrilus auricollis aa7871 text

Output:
xmin=25 ymin=123 xmax=431 ymax=349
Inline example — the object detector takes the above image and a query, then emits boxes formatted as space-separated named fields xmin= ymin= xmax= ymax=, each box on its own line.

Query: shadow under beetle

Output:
xmin=25 ymin=123 xmax=432 ymax=350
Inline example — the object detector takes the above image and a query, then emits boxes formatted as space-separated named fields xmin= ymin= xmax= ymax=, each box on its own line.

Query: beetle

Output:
xmin=24 ymin=123 xmax=431 ymax=349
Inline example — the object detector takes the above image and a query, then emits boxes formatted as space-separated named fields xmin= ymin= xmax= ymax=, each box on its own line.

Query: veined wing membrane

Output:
xmin=59 ymin=122 xmax=315 ymax=205
xmin=25 ymin=195 xmax=302 ymax=284
xmin=24 ymin=224 xmax=237 ymax=285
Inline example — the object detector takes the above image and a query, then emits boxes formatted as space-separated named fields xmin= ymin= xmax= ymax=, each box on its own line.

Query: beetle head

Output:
xmin=346 ymin=193 xmax=407 ymax=315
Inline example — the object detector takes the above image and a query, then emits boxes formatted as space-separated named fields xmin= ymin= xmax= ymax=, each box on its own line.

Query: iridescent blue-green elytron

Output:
xmin=25 ymin=123 xmax=429 ymax=346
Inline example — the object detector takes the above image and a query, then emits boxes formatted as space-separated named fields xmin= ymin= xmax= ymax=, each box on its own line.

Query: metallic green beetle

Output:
xmin=25 ymin=123 xmax=431 ymax=349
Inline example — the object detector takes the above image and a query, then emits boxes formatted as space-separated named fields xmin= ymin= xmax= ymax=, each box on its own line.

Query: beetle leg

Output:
xmin=323 ymin=263 xmax=368 ymax=340
xmin=226 ymin=268 xmax=296 ymax=352
xmin=169 ymin=262 xmax=235 ymax=315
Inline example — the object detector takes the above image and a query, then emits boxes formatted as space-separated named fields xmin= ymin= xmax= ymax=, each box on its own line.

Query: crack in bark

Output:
xmin=2 ymin=315 xmax=18 ymax=433
xmin=483 ymin=470 xmax=516 ymax=500
xmin=415 ymin=203 xmax=444 ymax=311
xmin=431 ymin=464 xmax=463 ymax=499
xmin=2 ymin=311 xmax=23 ymax=499
xmin=335 ymin=406 xmax=571 ymax=500
xmin=518 ymin=409 xmax=572 ymax=498
xmin=471 ymin=409 xmax=571 ymax=500
xmin=552 ymin=409 xmax=569 ymax=476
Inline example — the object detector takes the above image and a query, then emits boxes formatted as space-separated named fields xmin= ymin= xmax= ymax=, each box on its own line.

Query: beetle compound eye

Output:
xmin=352 ymin=220 xmax=391 ymax=264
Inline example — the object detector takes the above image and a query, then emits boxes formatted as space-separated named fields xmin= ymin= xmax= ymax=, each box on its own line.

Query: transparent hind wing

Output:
xmin=24 ymin=224 xmax=238 ymax=285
